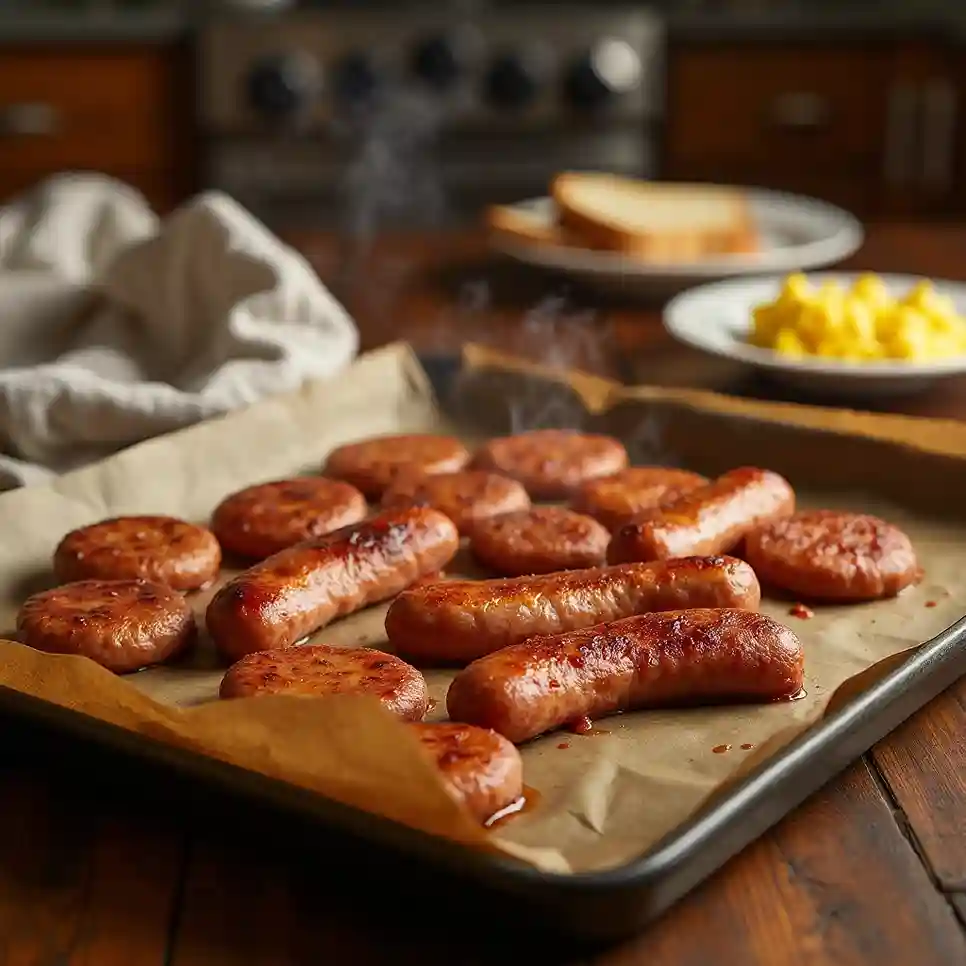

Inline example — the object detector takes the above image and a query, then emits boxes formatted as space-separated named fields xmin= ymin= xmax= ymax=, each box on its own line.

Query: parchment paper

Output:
xmin=0 ymin=342 xmax=963 ymax=876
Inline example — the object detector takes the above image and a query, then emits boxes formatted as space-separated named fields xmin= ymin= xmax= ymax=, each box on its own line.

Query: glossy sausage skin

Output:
xmin=446 ymin=608 xmax=804 ymax=743
xmin=385 ymin=555 xmax=760 ymax=664
xmin=206 ymin=507 xmax=459 ymax=662
xmin=607 ymin=467 xmax=795 ymax=564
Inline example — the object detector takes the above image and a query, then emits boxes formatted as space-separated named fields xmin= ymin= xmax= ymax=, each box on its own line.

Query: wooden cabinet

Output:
xmin=663 ymin=37 xmax=963 ymax=218
xmin=0 ymin=45 xmax=194 ymax=212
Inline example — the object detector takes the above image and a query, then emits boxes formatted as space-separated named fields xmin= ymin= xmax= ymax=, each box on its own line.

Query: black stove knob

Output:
xmin=565 ymin=40 xmax=642 ymax=112
xmin=245 ymin=53 xmax=319 ymax=120
xmin=485 ymin=53 xmax=540 ymax=111
xmin=332 ymin=52 xmax=380 ymax=107
xmin=411 ymin=34 xmax=462 ymax=91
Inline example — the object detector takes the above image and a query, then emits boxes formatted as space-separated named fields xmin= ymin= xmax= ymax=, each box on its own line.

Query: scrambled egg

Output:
xmin=750 ymin=273 xmax=966 ymax=362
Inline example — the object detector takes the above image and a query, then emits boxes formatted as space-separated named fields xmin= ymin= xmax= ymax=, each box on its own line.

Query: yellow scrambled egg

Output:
xmin=750 ymin=273 xmax=966 ymax=362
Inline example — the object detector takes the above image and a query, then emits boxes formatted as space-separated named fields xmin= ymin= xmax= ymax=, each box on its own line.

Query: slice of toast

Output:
xmin=484 ymin=203 xmax=580 ymax=249
xmin=550 ymin=172 xmax=760 ymax=260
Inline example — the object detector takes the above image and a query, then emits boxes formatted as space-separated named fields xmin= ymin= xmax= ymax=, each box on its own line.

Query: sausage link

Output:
xmin=385 ymin=556 xmax=760 ymax=664
xmin=207 ymin=507 xmax=459 ymax=662
xmin=607 ymin=467 xmax=795 ymax=564
xmin=446 ymin=608 xmax=804 ymax=743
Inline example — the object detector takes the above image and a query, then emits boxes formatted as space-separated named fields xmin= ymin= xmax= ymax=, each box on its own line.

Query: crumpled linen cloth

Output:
xmin=0 ymin=173 xmax=359 ymax=489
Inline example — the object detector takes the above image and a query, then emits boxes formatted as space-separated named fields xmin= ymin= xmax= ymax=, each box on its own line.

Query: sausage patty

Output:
xmin=211 ymin=478 xmax=368 ymax=560
xmin=380 ymin=470 xmax=530 ymax=535
xmin=607 ymin=467 xmax=795 ymax=564
xmin=322 ymin=434 xmax=471 ymax=498
xmin=386 ymin=556 xmax=761 ymax=664
xmin=571 ymin=467 xmax=709 ymax=531
xmin=206 ymin=506 xmax=460 ymax=662
xmin=446 ymin=608 xmax=804 ymax=743
xmin=472 ymin=429 xmax=628 ymax=499
xmin=17 ymin=578 xmax=195 ymax=674
xmin=469 ymin=506 xmax=610 ymax=576
xmin=743 ymin=510 xmax=921 ymax=601
xmin=54 ymin=515 xmax=222 ymax=592
xmin=219 ymin=643 xmax=429 ymax=720
xmin=410 ymin=722 xmax=523 ymax=824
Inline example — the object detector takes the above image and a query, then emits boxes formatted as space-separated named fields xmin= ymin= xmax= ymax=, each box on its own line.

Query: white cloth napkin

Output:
xmin=0 ymin=173 xmax=359 ymax=489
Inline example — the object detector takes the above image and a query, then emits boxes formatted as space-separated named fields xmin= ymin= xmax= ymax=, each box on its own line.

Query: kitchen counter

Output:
xmin=0 ymin=221 xmax=964 ymax=965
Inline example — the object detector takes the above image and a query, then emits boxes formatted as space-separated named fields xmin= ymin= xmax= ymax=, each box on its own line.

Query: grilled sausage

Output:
xmin=411 ymin=722 xmax=523 ymax=824
xmin=380 ymin=469 xmax=530 ymax=535
xmin=607 ymin=467 xmax=795 ymax=564
xmin=323 ymin=434 xmax=471 ymax=499
xmin=54 ymin=516 xmax=221 ymax=592
xmin=385 ymin=555 xmax=761 ymax=664
xmin=206 ymin=507 xmax=459 ymax=662
xmin=469 ymin=506 xmax=610 ymax=576
xmin=446 ymin=608 xmax=804 ymax=743
xmin=571 ymin=467 xmax=709 ymax=531
xmin=743 ymin=510 xmax=921 ymax=601
xmin=18 ymin=578 xmax=196 ymax=674
xmin=219 ymin=643 xmax=429 ymax=720
xmin=472 ymin=429 xmax=628 ymax=499
xmin=211 ymin=478 xmax=368 ymax=560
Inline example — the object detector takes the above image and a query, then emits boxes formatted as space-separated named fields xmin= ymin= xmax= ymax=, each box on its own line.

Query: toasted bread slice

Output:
xmin=550 ymin=172 xmax=760 ymax=261
xmin=484 ymin=203 xmax=585 ymax=250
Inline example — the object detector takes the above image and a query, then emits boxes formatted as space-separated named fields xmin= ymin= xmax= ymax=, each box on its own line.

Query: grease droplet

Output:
xmin=790 ymin=602 xmax=814 ymax=620
xmin=712 ymin=743 xmax=732 ymax=754
xmin=741 ymin=743 xmax=754 ymax=750
xmin=925 ymin=600 xmax=937 ymax=608
xmin=557 ymin=742 xmax=570 ymax=750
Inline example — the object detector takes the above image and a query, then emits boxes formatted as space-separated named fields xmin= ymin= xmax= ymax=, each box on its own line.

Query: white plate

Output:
xmin=664 ymin=272 xmax=966 ymax=398
xmin=489 ymin=187 xmax=865 ymax=300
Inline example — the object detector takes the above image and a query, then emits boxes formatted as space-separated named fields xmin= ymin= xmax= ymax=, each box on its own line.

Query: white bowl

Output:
xmin=663 ymin=272 xmax=966 ymax=398
xmin=489 ymin=187 xmax=864 ymax=300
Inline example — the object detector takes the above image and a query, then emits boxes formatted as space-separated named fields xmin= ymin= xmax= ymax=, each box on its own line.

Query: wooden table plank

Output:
xmin=168 ymin=832 xmax=585 ymax=966
xmin=870 ymin=677 xmax=966 ymax=891
xmin=0 ymin=766 xmax=185 ymax=966
xmin=598 ymin=761 xmax=966 ymax=966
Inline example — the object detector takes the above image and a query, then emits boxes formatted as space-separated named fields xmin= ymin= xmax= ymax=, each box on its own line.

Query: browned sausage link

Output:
xmin=385 ymin=555 xmax=761 ymax=664
xmin=446 ymin=608 xmax=804 ymax=743
xmin=607 ymin=467 xmax=795 ymax=564
xmin=206 ymin=507 xmax=459 ymax=662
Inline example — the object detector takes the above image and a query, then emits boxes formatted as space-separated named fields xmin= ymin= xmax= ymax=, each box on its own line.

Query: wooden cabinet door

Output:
xmin=0 ymin=45 xmax=194 ymax=211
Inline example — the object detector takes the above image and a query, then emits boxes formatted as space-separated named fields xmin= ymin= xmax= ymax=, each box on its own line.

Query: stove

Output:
xmin=199 ymin=5 xmax=664 ymax=233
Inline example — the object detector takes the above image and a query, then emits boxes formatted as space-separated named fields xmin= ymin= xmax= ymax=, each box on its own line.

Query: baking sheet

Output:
xmin=0 ymin=342 xmax=963 ymax=876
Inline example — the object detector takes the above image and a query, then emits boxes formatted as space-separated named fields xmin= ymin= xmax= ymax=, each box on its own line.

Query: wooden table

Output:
xmin=2 ymin=223 xmax=966 ymax=965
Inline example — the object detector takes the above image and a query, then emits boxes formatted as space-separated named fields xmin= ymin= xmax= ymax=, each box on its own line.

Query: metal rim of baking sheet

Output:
xmin=0 ymin=613 xmax=964 ymax=942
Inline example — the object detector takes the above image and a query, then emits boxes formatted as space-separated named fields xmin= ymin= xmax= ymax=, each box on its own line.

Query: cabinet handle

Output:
xmin=883 ymin=83 xmax=918 ymax=187
xmin=766 ymin=91 xmax=830 ymax=130
xmin=0 ymin=102 xmax=59 ymax=137
xmin=921 ymin=78 xmax=957 ymax=192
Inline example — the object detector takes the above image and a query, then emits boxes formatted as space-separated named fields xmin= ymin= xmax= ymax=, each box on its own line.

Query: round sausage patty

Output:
xmin=54 ymin=516 xmax=221 ymax=592
xmin=473 ymin=429 xmax=629 ymax=500
xmin=572 ymin=467 xmax=710 ymax=531
xmin=211 ymin=478 xmax=368 ymax=560
xmin=410 ymin=722 xmax=523 ymax=824
xmin=470 ymin=506 xmax=610 ymax=576
xmin=743 ymin=510 xmax=921 ymax=601
xmin=322 ymin=434 xmax=471 ymax=499
xmin=381 ymin=470 xmax=530 ymax=535
xmin=219 ymin=643 xmax=429 ymax=720
xmin=17 ymin=578 xmax=195 ymax=673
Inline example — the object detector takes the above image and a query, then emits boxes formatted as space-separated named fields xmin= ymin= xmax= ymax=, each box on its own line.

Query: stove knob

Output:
xmin=245 ymin=53 xmax=319 ymax=120
xmin=411 ymin=34 xmax=463 ymax=91
xmin=565 ymin=39 xmax=642 ymax=111
xmin=332 ymin=52 xmax=380 ymax=107
xmin=485 ymin=53 xmax=540 ymax=111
